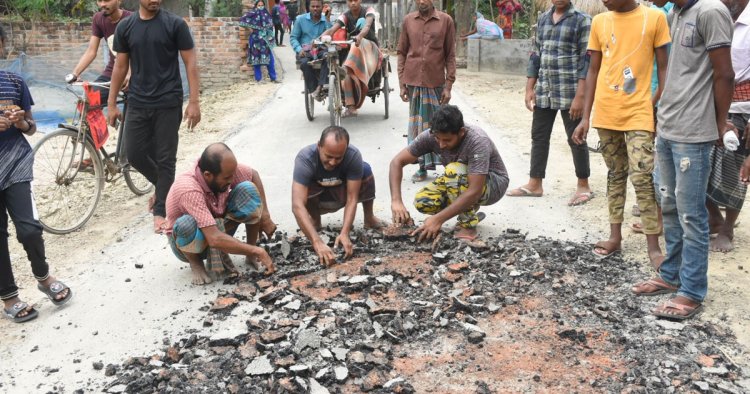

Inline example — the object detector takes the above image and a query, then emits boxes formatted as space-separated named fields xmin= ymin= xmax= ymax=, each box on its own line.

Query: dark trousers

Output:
xmin=529 ymin=107 xmax=590 ymax=179
xmin=299 ymin=52 xmax=328 ymax=93
xmin=274 ymin=23 xmax=284 ymax=46
xmin=124 ymin=105 xmax=182 ymax=217
xmin=0 ymin=182 xmax=49 ymax=300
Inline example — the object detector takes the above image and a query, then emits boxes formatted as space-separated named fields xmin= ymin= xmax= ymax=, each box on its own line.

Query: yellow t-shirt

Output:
xmin=588 ymin=5 xmax=671 ymax=132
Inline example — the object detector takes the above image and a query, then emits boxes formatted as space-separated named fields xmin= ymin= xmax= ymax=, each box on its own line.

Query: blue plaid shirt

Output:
xmin=527 ymin=5 xmax=591 ymax=110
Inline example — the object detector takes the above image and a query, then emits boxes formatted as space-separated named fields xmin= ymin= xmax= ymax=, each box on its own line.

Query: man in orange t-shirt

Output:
xmin=572 ymin=0 xmax=670 ymax=267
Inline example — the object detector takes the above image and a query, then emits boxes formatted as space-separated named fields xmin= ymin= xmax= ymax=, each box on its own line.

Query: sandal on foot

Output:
xmin=3 ymin=301 xmax=38 ymax=323
xmin=37 ymin=281 xmax=73 ymax=306
xmin=506 ymin=187 xmax=543 ymax=197
xmin=592 ymin=241 xmax=621 ymax=259
xmin=568 ymin=192 xmax=594 ymax=206
xmin=652 ymin=299 xmax=703 ymax=321
xmin=411 ymin=170 xmax=428 ymax=182
xmin=631 ymin=278 xmax=678 ymax=296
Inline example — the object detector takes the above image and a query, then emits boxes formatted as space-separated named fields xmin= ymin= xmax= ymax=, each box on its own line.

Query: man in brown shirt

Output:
xmin=397 ymin=0 xmax=457 ymax=182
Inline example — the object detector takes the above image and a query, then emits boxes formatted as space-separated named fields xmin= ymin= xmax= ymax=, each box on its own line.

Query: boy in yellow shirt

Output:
xmin=572 ymin=0 xmax=670 ymax=267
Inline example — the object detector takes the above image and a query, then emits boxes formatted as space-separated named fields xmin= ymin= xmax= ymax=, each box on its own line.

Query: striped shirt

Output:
xmin=527 ymin=5 xmax=591 ymax=110
xmin=0 ymin=71 xmax=35 ymax=191
xmin=165 ymin=162 xmax=255 ymax=233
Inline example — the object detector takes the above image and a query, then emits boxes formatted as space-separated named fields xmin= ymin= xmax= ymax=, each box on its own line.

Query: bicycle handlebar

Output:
xmin=68 ymin=81 xmax=112 ymax=89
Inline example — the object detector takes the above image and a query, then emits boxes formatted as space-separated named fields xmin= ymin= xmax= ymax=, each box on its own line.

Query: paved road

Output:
xmin=0 ymin=45 xmax=591 ymax=392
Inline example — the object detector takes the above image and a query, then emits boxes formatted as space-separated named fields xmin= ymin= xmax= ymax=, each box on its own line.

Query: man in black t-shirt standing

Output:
xmin=292 ymin=126 xmax=385 ymax=266
xmin=108 ymin=0 xmax=201 ymax=234
xmin=69 ymin=0 xmax=133 ymax=102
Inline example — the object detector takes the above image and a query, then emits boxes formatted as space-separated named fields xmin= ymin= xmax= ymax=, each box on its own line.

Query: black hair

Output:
xmin=198 ymin=143 xmax=232 ymax=175
xmin=430 ymin=104 xmax=464 ymax=134
xmin=318 ymin=125 xmax=350 ymax=146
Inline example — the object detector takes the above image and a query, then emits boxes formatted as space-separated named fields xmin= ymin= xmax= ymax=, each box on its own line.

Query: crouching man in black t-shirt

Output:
xmin=107 ymin=0 xmax=202 ymax=234
xmin=292 ymin=126 xmax=386 ymax=266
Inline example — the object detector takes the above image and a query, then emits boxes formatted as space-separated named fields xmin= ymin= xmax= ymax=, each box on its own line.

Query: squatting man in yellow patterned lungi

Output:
xmin=388 ymin=105 xmax=510 ymax=242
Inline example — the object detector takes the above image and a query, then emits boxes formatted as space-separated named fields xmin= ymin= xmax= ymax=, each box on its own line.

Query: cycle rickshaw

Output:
xmin=301 ymin=37 xmax=391 ymax=126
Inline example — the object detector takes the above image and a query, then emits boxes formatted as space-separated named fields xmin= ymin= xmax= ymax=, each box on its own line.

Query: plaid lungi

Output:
xmin=707 ymin=113 xmax=749 ymax=211
xmin=407 ymin=85 xmax=442 ymax=171
xmin=168 ymin=181 xmax=263 ymax=277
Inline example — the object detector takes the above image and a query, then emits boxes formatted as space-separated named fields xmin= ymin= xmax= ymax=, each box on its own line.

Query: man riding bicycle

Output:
xmin=321 ymin=0 xmax=380 ymax=118
xmin=290 ymin=0 xmax=331 ymax=101
xmin=69 ymin=0 xmax=132 ymax=103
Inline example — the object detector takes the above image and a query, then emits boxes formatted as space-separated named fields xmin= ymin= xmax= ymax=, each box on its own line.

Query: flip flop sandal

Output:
xmin=37 ymin=281 xmax=73 ymax=306
xmin=592 ymin=242 xmax=621 ymax=259
xmin=652 ymin=300 xmax=703 ymax=321
xmin=631 ymin=278 xmax=678 ymax=296
xmin=3 ymin=301 xmax=38 ymax=323
xmin=568 ymin=192 xmax=594 ymax=206
xmin=506 ymin=187 xmax=543 ymax=197
xmin=411 ymin=170 xmax=428 ymax=182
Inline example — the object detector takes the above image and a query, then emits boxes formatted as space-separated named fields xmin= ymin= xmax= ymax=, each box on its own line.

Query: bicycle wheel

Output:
xmin=305 ymin=88 xmax=315 ymax=121
xmin=329 ymin=74 xmax=341 ymax=127
xmin=123 ymin=164 xmax=153 ymax=196
xmin=32 ymin=128 xmax=103 ymax=234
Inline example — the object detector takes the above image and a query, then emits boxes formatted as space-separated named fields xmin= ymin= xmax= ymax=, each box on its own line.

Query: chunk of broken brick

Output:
xmin=260 ymin=330 xmax=286 ymax=343
xmin=531 ymin=271 xmax=545 ymax=279
xmin=232 ymin=283 xmax=257 ymax=299
xmin=211 ymin=297 xmax=239 ymax=311
xmin=447 ymin=262 xmax=469 ymax=273
xmin=274 ymin=355 xmax=296 ymax=367
xmin=165 ymin=347 xmax=180 ymax=363
xmin=442 ymin=272 xmax=462 ymax=283
xmin=361 ymin=369 xmax=387 ymax=392
xmin=696 ymin=354 xmax=717 ymax=368
xmin=257 ymin=279 xmax=274 ymax=289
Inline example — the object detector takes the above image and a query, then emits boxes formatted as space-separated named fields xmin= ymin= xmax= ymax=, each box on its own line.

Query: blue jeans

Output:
xmin=656 ymin=137 xmax=712 ymax=302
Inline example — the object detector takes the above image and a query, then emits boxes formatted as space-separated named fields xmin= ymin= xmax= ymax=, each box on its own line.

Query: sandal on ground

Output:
xmin=37 ymin=281 xmax=73 ymax=306
xmin=592 ymin=240 xmax=621 ymax=259
xmin=631 ymin=278 xmax=678 ymax=296
xmin=3 ymin=301 xmax=38 ymax=323
xmin=568 ymin=191 xmax=594 ymax=206
xmin=411 ymin=170 xmax=428 ymax=182
xmin=506 ymin=187 xmax=543 ymax=197
xmin=652 ymin=299 xmax=703 ymax=321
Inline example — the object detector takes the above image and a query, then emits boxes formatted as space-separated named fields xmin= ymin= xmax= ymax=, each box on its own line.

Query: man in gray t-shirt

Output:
xmin=292 ymin=126 xmax=384 ymax=266
xmin=389 ymin=105 xmax=509 ymax=242
xmin=632 ymin=0 xmax=734 ymax=321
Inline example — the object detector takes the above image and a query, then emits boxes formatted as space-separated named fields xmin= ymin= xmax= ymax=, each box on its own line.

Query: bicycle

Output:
xmin=305 ymin=38 xmax=390 ymax=126
xmin=31 ymin=81 xmax=153 ymax=235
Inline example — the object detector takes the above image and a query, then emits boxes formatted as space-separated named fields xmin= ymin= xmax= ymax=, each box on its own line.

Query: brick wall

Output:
xmin=1 ymin=17 xmax=250 ymax=91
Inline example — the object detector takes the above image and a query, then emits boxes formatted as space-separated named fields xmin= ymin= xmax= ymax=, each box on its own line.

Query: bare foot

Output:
xmin=189 ymin=260 xmax=213 ymax=285
xmin=154 ymin=216 xmax=167 ymax=234
xmin=648 ymin=251 xmax=665 ymax=271
xmin=260 ymin=217 xmax=277 ymax=239
xmin=364 ymin=216 xmax=387 ymax=230
xmin=710 ymin=233 xmax=734 ymax=253
xmin=454 ymin=227 xmax=478 ymax=241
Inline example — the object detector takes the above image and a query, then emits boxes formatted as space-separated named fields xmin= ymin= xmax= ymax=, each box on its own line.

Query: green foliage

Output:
xmin=3 ymin=0 xmax=96 ymax=20
xmin=210 ymin=0 xmax=244 ymax=17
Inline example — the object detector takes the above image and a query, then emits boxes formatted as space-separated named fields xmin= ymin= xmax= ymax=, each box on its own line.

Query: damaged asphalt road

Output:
xmin=95 ymin=228 xmax=749 ymax=393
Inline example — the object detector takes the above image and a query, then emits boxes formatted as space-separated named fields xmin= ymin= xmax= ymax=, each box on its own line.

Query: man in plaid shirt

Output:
xmin=507 ymin=0 xmax=593 ymax=206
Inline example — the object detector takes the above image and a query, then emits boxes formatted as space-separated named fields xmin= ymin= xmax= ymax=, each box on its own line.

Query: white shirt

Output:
xmin=731 ymin=6 xmax=750 ymax=113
